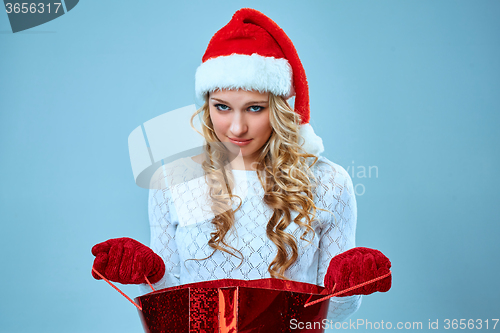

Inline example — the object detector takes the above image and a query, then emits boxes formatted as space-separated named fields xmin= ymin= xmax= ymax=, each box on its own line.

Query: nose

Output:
xmin=229 ymin=111 xmax=248 ymax=137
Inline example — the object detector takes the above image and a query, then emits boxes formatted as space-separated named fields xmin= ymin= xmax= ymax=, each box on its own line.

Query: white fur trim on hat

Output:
xmin=299 ymin=123 xmax=325 ymax=156
xmin=195 ymin=53 xmax=295 ymax=102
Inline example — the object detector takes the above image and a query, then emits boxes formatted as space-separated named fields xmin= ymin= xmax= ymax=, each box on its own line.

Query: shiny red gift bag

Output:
xmin=134 ymin=278 xmax=330 ymax=333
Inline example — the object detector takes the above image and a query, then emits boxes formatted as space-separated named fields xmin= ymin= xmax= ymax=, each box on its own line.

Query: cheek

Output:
xmin=256 ymin=116 xmax=272 ymax=137
xmin=209 ymin=110 xmax=227 ymax=134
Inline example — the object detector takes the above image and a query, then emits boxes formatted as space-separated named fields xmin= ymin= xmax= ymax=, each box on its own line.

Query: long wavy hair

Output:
xmin=189 ymin=91 xmax=328 ymax=279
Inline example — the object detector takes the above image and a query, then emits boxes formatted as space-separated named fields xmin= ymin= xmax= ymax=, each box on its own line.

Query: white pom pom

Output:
xmin=299 ymin=123 xmax=325 ymax=156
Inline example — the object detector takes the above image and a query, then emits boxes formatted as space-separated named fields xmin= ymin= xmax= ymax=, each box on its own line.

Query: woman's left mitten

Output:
xmin=324 ymin=247 xmax=391 ymax=296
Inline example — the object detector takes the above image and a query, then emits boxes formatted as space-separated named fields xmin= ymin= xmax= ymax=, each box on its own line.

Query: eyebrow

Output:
xmin=210 ymin=98 xmax=269 ymax=105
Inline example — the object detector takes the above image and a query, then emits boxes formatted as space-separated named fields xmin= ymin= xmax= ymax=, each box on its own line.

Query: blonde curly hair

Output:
xmin=189 ymin=91 xmax=328 ymax=279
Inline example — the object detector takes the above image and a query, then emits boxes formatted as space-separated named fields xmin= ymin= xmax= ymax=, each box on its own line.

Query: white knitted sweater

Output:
xmin=138 ymin=155 xmax=362 ymax=321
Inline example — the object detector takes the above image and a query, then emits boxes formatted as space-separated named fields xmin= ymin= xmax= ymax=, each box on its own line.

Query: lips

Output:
xmin=228 ymin=137 xmax=253 ymax=146
xmin=228 ymin=137 xmax=252 ymax=143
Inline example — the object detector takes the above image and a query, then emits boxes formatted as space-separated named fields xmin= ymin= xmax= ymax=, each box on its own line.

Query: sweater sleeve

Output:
xmin=138 ymin=186 xmax=181 ymax=295
xmin=315 ymin=161 xmax=362 ymax=322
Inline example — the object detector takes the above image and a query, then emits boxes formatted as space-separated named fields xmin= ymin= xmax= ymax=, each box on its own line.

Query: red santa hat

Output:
xmin=195 ymin=8 xmax=324 ymax=156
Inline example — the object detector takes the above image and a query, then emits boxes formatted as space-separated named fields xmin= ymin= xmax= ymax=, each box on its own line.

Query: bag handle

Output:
xmin=303 ymin=270 xmax=392 ymax=308
xmin=92 ymin=267 xmax=157 ymax=311
xmin=93 ymin=267 xmax=391 ymax=310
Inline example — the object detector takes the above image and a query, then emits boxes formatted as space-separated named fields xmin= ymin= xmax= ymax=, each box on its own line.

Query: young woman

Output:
xmin=91 ymin=8 xmax=391 ymax=323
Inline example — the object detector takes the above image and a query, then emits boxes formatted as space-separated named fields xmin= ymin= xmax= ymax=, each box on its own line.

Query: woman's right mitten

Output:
xmin=91 ymin=237 xmax=165 ymax=284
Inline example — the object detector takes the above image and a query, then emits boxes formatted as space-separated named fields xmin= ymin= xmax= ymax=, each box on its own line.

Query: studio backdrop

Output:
xmin=1 ymin=1 xmax=499 ymax=332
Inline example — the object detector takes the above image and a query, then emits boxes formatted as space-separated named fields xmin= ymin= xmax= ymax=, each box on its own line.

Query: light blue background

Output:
xmin=1 ymin=1 xmax=499 ymax=332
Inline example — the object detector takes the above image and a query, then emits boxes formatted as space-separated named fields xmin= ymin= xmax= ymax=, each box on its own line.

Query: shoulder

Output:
xmin=311 ymin=157 xmax=357 ymax=226
xmin=148 ymin=157 xmax=194 ymax=191
xmin=309 ymin=156 xmax=356 ymax=207
xmin=311 ymin=156 xmax=353 ymax=188
xmin=191 ymin=153 xmax=205 ymax=164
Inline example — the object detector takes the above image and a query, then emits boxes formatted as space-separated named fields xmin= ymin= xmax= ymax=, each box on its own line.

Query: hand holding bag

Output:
xmin=91 ymin=237 xmax=165 ymax=285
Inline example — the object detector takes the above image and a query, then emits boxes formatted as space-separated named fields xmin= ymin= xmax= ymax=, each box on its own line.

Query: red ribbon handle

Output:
xmin=92 ymin=267 xmax=157 ymax=311
xmin=93 ymin=266 xmax=391 ymax=311
xmin=304 ymin=270 xmax=392 ymax=308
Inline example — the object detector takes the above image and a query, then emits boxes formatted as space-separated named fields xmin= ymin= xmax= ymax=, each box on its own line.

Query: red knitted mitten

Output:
xmin=324 ymin=247 xmax=391 ymax=296
xmin=91 ymin=237 xmax=165 ymax=284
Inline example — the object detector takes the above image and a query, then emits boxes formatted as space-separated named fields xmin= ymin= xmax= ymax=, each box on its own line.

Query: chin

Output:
xmin=229 ymin=146 xmax=252 ymax=156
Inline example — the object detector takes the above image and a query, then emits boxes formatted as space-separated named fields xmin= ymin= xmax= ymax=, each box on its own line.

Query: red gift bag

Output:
xmin=135 ymin=279 xmax=330 ymax=333
xmin=92 ymin=267 xmax=390 ymax=333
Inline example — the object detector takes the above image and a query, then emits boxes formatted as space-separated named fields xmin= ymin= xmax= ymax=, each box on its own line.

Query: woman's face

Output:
xmin=209 ymin=89 xmax=272 ymax=169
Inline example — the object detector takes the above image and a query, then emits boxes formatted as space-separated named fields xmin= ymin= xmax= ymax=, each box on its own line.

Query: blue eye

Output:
xmin=248 ymin=106 xmax=264 ymax=112
xmin=215 ymin=104 xmax=229 ymax=111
